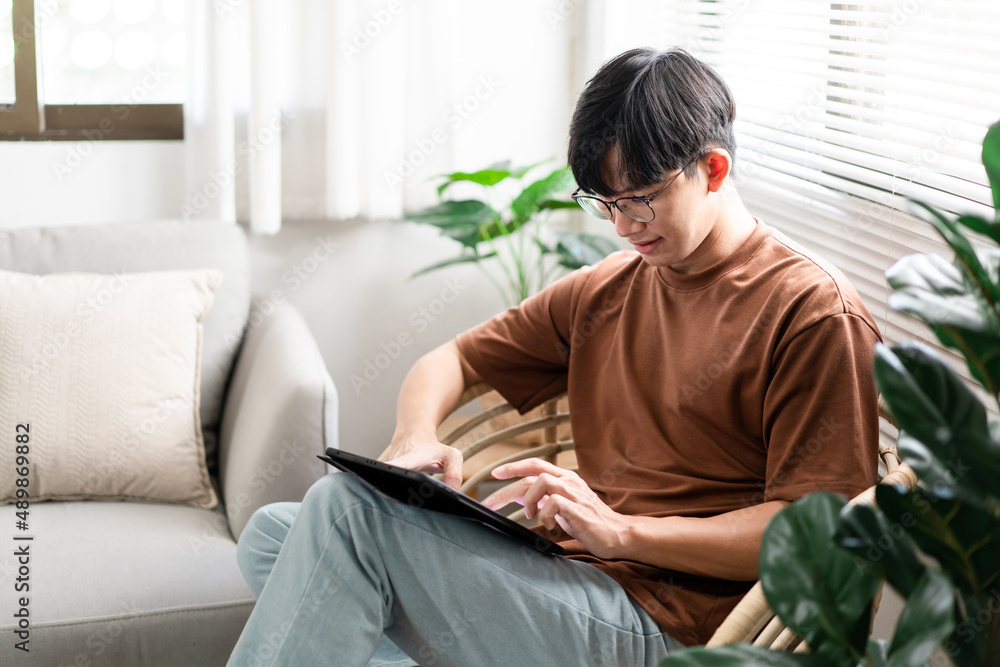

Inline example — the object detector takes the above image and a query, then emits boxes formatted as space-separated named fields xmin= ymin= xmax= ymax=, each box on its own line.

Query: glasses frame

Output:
xmin=571 ymin=151 xmax=707 ymax=223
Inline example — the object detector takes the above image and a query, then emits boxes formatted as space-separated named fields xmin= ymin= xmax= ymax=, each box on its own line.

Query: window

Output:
xmin=0 ymin=0 xmax=184 ymax=140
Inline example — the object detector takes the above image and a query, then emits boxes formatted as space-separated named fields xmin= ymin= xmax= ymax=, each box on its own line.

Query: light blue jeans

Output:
xmin=227 ymin=471 xmax=682 ymax=666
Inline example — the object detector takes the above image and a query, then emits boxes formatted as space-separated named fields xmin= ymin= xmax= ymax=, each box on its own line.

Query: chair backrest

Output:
xmin=0 ymin=220 xmax=251 ymax=467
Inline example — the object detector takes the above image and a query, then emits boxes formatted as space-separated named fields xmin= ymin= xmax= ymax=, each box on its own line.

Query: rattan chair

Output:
xmin=383 ymin=384 xmax=914 ymax=651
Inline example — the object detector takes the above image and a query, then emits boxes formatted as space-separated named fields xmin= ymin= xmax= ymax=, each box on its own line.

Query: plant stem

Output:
xmin=481 ymin=226 xmax=519 ymax=307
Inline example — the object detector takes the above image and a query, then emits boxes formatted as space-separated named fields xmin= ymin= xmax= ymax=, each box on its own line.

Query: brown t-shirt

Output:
xmin=455 ymin=221 xmax=881 ymax=646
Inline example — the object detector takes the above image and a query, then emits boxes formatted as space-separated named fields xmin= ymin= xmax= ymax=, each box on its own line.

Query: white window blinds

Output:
xmin=600 ymin=0 xmax=999 ymax=393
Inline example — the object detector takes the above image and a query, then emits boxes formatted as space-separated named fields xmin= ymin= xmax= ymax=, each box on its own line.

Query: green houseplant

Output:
xmin=662 ymin=121 xmax=1000 ymax=667
xmin=402 ymin=161 xmax=619 ymax=306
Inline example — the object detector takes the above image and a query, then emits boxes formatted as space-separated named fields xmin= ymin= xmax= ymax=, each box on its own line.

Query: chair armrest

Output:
xmin=218 ymin=300 xmax=337 ymax=539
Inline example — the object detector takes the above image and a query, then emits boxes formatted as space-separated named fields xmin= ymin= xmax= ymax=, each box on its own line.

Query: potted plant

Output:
xmin=661 ymin=121 xmax=1000 ymax=666
xmin=401 ymin=161 xmax=619 ymax=307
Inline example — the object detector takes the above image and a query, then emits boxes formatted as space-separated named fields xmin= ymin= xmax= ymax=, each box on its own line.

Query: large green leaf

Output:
xmin=957 ymin=215 xmax=1000 ymax=247
xmin=659 ymin=644 xmax=835 ymax=666
xmin=404 ymin=200 xmax=500 ymax=248
xmin=835 ymin=503 xmax=927 ymax=599
xmin=873 ymin=342 xmax=1000 ymax=508
xmin=886 ymin=568 xmax=956 ymax=667
xmin=875 ymin=484 xmax=1000 ymax=597
xmin=436 ymin=168 xmax=511 ymax=197
xmin=886 ymin=253 xmax=984 ymax=330
xmin=984 ymin=122 xmax=1000 ymax=215
xmin=511 ymin=167 xmax=575 ymax=224
xmin=760 ymin=493 xmax=881 ymax=664
xmin=886 ymin=252 xmax=1000 ymax=393
xmin=554 ymin=232 xmax=621 ymax=270
xmin=911 ymin=199 xmax=1000 ymax=310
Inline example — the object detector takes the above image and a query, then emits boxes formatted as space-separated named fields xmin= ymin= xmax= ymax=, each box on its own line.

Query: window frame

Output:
xmin=0 ymin=0 xmax=183 ymax=141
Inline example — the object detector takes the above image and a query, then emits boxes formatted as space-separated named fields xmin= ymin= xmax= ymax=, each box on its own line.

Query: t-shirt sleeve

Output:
xmin=762 ymin=312 xmax=881 ymax=503
xmin=455 ymin=268 xmax=587 ymax=414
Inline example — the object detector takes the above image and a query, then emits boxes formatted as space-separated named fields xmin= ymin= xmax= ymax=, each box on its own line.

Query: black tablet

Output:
xmin=317 ymin=448 xmax=564 ymax=557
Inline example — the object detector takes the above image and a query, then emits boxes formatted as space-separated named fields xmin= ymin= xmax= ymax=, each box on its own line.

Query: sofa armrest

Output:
xmin=219 ymin=300 xmax=337 ymax=539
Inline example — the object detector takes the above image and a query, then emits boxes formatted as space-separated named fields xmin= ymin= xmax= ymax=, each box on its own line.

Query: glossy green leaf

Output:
xmin=537 ymin=199 xmax=579 ymax=211
xmin=875 ymin=485 xmax=1000 ymax=596
xmin=511 ymin=167 xmax=575 ymax=223
xmin=760 ymin=493 xmax=881 ymax=664
xmin=886 ymin=569 xmax=956 ymax=667
xmin=867 ymin=639 xmax=890 ymax=666
xmin=554 ymin=233 xmax=622 ymax=270
xmin=911 ymin=199 xmax=1000 ymax=309
xmin=886 ymin=253 xmax=984 ymax=330
xmin=983 ymin=122 xmax=1000 ymax=215
xmin=436 ymin=169 xmax=511 ymax=197
xmin=404 ymin=200 xmax=500 ymax=248
xmin=948 ymin=591 xmax=998 ymax=667
xmin=835 ymin=503 xmax=926 ymax=599
xmin=408 ymin=250 xmax=496 ymax=280
xmin=873 ymin=342 xmax=1000 ymax=507
xmin=957 ymin=215 xmax=1000 ymax=247
xmin=659 ymin=644 xmax=834 ymax=666
xmin=885 ymin=251 xmax=1000 ymax=393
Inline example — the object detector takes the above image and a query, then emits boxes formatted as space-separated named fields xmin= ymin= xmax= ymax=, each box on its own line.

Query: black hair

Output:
xmin=568 ymin=47 xmax=737 ymax=197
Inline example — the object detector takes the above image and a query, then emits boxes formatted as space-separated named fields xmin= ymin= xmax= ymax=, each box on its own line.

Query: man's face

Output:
xmin=598 ymin=145 xmax=719 ymax=273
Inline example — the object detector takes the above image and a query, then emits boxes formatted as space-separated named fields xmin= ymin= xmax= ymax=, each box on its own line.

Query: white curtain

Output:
xmin=182 ymin=0 xmax=577 ymax=235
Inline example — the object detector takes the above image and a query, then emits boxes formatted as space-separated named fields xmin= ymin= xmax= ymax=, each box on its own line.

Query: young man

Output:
xmin=228 ymin=48 xmax=880 ymax=666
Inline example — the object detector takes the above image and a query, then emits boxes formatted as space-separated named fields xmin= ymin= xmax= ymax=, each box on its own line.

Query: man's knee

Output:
xmin=303 ymin=470 xmax=374 ymax=509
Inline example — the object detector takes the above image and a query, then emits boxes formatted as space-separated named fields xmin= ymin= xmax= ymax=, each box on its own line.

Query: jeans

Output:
xmin=227 ymin=471 xmax=682 ymax=666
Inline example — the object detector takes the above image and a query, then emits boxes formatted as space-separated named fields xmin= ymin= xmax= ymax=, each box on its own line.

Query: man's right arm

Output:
xmin=380 ymin=339 xmax=482 ymax=489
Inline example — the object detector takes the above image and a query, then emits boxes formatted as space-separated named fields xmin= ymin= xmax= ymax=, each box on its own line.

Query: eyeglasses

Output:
xmin=571 ymin=152 xmax=705 ymax=223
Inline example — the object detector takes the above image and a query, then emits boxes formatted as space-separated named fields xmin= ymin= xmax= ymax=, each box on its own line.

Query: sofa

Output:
xmin=0 ymin=220 xmax=335 ymax=665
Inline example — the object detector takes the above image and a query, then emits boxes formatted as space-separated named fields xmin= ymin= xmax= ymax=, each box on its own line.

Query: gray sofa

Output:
xmin=0 ymin=220 xmax=334 ymax=665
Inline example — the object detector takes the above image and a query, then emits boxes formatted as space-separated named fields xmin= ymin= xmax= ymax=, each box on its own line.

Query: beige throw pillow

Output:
xmin=0 ymin=269 xmax=222 ymax=508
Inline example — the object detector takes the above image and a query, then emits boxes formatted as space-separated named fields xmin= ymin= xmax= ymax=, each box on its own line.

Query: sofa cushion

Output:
xmin=0 ymin=220 xmax=251 ymax=469
xmin=0 ymin=268 xmax=221 ymax=507
xmin=0 ymin=501 xmax=255 ymax=666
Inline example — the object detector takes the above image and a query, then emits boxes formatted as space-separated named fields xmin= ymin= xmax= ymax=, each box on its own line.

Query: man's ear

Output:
xmin=704 ymin=150 xmax=731 ymax=193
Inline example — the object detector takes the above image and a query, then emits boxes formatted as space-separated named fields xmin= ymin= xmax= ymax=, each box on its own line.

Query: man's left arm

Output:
xmin=487 ymin=459 xmax=785 ymax=581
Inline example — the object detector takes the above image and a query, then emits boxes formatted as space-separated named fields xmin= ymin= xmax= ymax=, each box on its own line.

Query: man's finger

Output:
xmin=481 ymin=476 xmax=535 ymax=510
xmin=492 ymin=457 xmax=569 ymax=480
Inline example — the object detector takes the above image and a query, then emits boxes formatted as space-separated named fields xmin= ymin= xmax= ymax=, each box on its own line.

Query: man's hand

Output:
xmin=383 ymin=436 xmax=464 ymax=490
xmin=483 ymin=458 xmax=627 ymax=559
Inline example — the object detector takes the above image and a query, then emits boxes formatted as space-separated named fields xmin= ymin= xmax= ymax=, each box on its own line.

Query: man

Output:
xmin=228 ymin=47 xmax=880 ymax=666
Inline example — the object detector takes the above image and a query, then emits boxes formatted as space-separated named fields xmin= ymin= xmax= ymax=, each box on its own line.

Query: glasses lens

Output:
xmin=575 ymin=196 xmax=611 ymax=220
xmin=618 ymin=199 xmax=654 ymax=223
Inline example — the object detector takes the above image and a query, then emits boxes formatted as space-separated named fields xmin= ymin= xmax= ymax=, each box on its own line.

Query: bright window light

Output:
xmin=40 ymin=0 xmax=185 ymax=104
xmin=0 ymin=0 xmax=13 ymax=105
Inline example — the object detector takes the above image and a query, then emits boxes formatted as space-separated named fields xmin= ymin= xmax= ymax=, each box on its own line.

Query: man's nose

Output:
xmin=611 ymin=207 xmax=644 ymax=237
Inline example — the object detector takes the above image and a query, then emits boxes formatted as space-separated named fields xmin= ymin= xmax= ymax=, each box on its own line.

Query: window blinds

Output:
xmin=600 ymin=0 xmax=1000 ymax=431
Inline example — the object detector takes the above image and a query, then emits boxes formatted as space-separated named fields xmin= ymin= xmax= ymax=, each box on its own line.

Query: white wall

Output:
xmin=0 ymin=141 xmax=185 ymax=228
xmin=247 ymin=218 xmax=507 ymax=458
